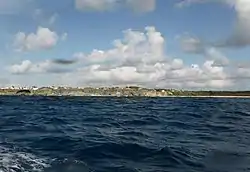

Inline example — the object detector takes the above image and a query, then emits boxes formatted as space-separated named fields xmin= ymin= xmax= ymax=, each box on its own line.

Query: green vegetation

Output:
xmin=0 ymin=87 xmax=250 ymax=97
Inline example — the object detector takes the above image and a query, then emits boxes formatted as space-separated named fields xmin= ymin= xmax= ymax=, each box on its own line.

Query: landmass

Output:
xmin=0 ymin=86 xmax=250 ymax=97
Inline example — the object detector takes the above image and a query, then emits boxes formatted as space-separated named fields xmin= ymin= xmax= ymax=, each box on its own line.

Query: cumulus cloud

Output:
xmin=236 ymin=61 xmax=250 ymax=69
xmin=64 ymin=59 xmax=233 ymax=89
xmin=178 ymin=33 xmax=249 ymax=84
xmin=205 ymin=48 xmax=230 ymax=67
xmin=211 ymin=0 xmax=250 ymax=48
xmin=178 ymin=34 xmax=230 ymax=67
xmin=75 ymin=0 xmax=156 ymax=13
xmin=178 ymin=34 xmax=205 ymax=54
xmin=8 ymin=60 xmax=50 ymax=74
xmin=8 ymin=60 xmax=72 ymax=74
xmin=177 ymin=0 xmax=250 ymax=48
xmin=13 ymin=27 xmax=66 ymax=52
xmin=9 ymin=26 xmax=241 ymax=89
xmin=74 ymin=26 xmax=166 ymax=67
xmin=237 ymin=68 xmax=250 ymax=79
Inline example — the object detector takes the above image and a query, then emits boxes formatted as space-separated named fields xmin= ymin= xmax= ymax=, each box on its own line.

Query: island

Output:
xmin=0 ymin=86 xmax=250 ymax=97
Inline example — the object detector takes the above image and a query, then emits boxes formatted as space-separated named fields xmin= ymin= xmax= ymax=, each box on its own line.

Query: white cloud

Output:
xmin=236 ymin=61 xmax=250 ymax=69
xmin=64 ymin=58 xmax=233 ymax=89
xmin=9 ymin=60 xmax=50 ymax=74
xmin=8 ymin=60 xmax=72 ymax=75
xmin=236 ymin=64 xmax=250 ymax=77
xmin=74 ymin=26 xmax=165 ymax=67
xmin=204 ymin=48 xmax=230 ymax=66
xmin=220 ymin=0 xmax=250 ymax=48
xmin=75 ymin=0 xmax=156 ymax=13
xmin=178 ymin=34 xmax=205 ymax=54
xmin=178 ymin=34 xmax=230 ymax=67
xmin=13 ymin=27 xmax=66 ymax=52
xmin=177 ymin=0 xmax=250 ymax=48
xmin=9 ymin=26 xmax=249 ymax=89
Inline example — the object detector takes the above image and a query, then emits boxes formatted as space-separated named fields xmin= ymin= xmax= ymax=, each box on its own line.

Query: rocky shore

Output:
xmin=1 ymin=86 xmax=250 ymax=97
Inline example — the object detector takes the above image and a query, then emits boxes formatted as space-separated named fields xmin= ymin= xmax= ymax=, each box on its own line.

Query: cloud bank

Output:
xmin=9 ymin=26 xmax=244 ymax=89
xmin=2 ymin=1 xmax=250 ymax=89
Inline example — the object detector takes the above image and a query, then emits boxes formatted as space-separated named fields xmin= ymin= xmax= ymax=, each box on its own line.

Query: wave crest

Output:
xmin=0 ymin=146 xmax=49 ymax=172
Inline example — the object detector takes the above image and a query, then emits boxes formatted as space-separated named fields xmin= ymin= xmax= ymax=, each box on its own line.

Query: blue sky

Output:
xmin=0 ymin=0 xmax=250 ymax=90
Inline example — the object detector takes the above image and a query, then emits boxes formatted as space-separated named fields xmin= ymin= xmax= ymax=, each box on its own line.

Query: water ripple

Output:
xmin=0 ymin=96 xmax=250 ymax=172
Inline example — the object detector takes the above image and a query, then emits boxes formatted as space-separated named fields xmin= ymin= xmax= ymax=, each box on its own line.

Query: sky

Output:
xmin=0 ymin=0 xmax=250 ymax=90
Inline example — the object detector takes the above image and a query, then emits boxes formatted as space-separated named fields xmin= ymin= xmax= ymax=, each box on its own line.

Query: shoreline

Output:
xmin=1 ymin=94 xmax=250 ymax=98
xmin=1 ymin=87 xmax=250 ymax=98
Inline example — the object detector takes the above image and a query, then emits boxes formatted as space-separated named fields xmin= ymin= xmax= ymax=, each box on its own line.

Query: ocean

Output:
xmin=0 ymin=96 xmax=250 ymax=172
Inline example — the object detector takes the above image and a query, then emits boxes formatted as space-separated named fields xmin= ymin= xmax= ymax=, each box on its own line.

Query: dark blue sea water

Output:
xmin=0 ymin=96 xmax=250 ymax=172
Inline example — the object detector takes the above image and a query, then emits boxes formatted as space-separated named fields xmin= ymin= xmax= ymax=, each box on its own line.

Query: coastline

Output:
xmin=1 ymin=86 xmax=250 ymax=98
xmin=166 ymin=95 xmax=250 ymax=98
xmin=1 ymin=94 xmax=250 ymax=98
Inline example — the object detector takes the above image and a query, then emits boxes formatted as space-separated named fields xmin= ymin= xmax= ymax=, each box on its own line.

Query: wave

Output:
xmin=0 ymin=146 xmax=50 ymax=172
xmin=1 ymin=96 xmax=250 ymax=172
xmin=75 ymin=142 xmax=202 ymax=169
xmin=0 ymin=145 xmax=93 ymax=172
xmin=43 ymin=160 xmax=92 ymax=172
